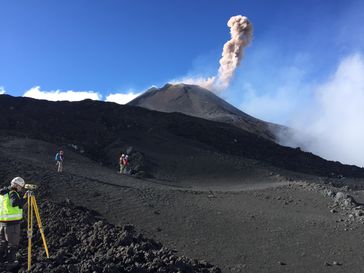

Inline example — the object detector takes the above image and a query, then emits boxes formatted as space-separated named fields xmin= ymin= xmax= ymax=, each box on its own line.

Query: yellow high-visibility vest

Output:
xmin=0 ymin=190 xmax=23 ymax=221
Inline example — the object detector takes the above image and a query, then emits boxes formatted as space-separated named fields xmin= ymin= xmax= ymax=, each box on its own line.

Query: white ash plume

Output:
xmin=172 ymin=76 xmax=216 ymax=90
xmin=175 ymin=15 xmax=253 ymax=93
xmin=214 ymin=15 xmax=253 ymax=92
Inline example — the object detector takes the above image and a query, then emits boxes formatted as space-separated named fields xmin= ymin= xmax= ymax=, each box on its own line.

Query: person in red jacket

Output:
xmin=122 ymin=155 xmax=129 ymax=174
xmin=119 ymin=154 xmax=125 ymax=174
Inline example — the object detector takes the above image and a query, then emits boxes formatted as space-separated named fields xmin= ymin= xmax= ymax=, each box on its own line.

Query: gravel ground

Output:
xmin=1 ymin=137 xmax=364 ymax=273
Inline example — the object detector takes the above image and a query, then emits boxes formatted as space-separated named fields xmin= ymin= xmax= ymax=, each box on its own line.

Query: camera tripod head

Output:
xmin=25 ymin=184 xmax=38 ymax=190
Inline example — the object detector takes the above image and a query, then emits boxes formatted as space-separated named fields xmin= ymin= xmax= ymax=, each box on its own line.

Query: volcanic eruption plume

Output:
xmin=178 ymin=15 xmax=253 ymax=93
xmin=214 ymin=15 xmax=253 ymax=91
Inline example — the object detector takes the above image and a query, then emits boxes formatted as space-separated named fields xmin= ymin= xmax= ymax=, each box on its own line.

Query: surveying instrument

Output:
xmin=25 ymin=184 xmax=49 ymax=271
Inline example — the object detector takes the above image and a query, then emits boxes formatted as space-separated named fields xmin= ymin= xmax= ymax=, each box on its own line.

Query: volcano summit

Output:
xmin=128 ymin=83 xmax=284 ymax=142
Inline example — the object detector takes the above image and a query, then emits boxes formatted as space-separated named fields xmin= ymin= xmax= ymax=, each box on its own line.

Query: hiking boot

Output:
xmin=4 ymin=247 xmax=20 ymax=270
xmin=5 ymin=260 xmax=20 ymax=271
xmin=6 ymin=246 xmax=17 ymax=263
xmin=0 ymin=245 xmax=6 ymax=263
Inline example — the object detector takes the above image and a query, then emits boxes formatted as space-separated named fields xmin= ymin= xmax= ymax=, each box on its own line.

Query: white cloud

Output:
xmin=23 ymin=86 xmax=102 ymax=101
xmin=240 ymin=83 xmax=302 ymax=124
xmin=105 ymin=91 xmax=142 ymax=105
xmin=0 ymin=86 xmax=6 ymax=95
xmin=281 ymin=53 xmax=364 ymax=167
xmin=238 ymin=64 xmax=312 ymax=124
xmin=21 ymin=86 xmax=144 ymax=105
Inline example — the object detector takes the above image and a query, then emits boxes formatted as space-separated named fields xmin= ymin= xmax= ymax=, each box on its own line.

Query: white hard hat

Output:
xmin=125 ymin=155 xmax=129 ymax=159
xmin=11 ymin=177 xmax=25 ymax=188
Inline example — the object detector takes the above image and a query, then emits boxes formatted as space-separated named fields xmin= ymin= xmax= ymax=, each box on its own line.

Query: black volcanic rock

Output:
xmin=128 ymin=83 xmax=285 ymax=142
xmin=0 ymin=176 xmax=221 ymax=273
xmin=0 ymin=94 xmax=364 ymax=179
xmin=23 ymin=202 xmax=219 ymax=273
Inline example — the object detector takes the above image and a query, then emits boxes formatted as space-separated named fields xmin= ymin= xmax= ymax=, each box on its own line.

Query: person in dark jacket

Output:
xmin=0 ymin=177 xmax=26 ymax=265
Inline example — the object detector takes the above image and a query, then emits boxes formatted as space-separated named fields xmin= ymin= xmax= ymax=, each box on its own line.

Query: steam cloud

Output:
xmin=278 ymin=54 xmax=364 ymax=167
xmin=174 ymin=15 xmax=253 ymax=93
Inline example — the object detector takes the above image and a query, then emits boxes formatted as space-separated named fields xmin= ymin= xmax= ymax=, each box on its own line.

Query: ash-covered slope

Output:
xmin=0 ymin=94 xmax=363 ymax=179
xmin=128 ymin=83 xmax=285 ymax=142
xmin=0 ymin=158 xmax=221 ymax=273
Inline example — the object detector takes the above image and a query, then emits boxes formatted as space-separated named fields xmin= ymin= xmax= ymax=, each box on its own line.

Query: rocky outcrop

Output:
xmin=14 ymin=198 xmax=221 ymax=273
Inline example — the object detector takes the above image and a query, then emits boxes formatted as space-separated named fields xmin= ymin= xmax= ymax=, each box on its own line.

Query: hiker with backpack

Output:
xmin=55 ymin=150 xmax=64 ymax=173
xmin=123 ymin=155 xmax=129 ymax=174
xmin=119 ymin=154 xmax=125 ymax=174
xmin=119 ymin=154 xmax=129 ymax=174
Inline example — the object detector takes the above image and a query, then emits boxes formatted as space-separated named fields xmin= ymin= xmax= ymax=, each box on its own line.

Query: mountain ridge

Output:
xmin=0 ymin=94 xmax=363 ymax=180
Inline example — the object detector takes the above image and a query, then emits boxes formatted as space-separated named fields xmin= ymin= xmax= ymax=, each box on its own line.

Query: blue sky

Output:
xmin=1 ymin=0 xmax=361 ymax=98
xmin=1 ymin=0 xmax=364 ymax=166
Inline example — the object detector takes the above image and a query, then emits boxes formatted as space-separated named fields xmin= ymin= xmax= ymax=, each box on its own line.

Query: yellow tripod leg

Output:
xmin=27 ymin=193 xmax=33 ymax=271
xmin=32 ymin=196 xmax=49 ymax=258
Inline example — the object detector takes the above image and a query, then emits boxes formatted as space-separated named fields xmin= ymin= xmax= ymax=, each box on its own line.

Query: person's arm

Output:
xmin=0 ymin=187 xmax=9 ymax=195
xmin=9 ymin=191 xmax=26 ymax=208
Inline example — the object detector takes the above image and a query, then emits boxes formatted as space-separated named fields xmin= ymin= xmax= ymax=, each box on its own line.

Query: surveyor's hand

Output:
xmin=23 ymin=190 xmax=31 ymax=198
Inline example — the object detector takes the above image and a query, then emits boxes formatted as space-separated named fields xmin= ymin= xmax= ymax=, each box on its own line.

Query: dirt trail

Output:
xmin=2 ymin=137 xmax=364 ymax=273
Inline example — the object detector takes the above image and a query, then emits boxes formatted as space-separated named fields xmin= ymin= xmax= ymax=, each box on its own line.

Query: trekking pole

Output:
xmin=26 ymin=189 xmax=49 ymax=271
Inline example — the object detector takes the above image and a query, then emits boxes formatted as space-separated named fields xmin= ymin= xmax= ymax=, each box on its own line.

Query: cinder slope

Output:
xmin=128 ymin=83 xmax=285 ymax=141
xmin=2 ymin=136 xmax=364 ymax=273
xmin=0 ymin=94 xmax=363 ymax=181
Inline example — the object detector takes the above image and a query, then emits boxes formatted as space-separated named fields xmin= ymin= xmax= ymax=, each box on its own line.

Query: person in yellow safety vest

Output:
xmin=0 ymin=177 xmax=26 ymax=266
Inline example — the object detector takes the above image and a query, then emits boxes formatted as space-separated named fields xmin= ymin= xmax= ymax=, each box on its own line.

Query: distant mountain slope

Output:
xmin=0 ymin=94 xmax=363 ymax=180
xmin=128 ymin=83 xmax=285 ymax=142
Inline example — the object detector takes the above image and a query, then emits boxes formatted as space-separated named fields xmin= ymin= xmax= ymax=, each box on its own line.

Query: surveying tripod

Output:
xmin=26 ymin=190 xmax=49 ymax=271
